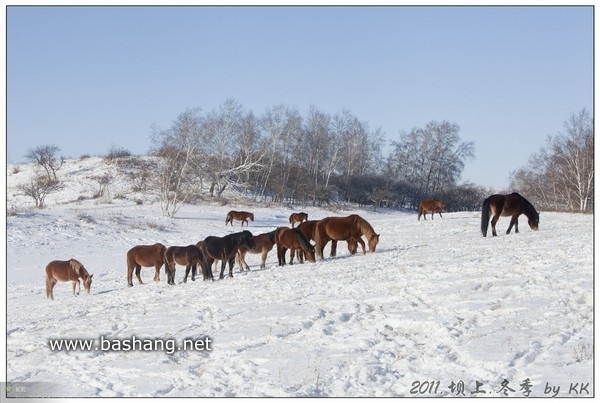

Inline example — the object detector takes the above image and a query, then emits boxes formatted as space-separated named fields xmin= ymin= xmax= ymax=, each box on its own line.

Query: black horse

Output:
xmin=481 ymin=192 xmax=539 ymax=237
xmin=198 ymin=230 xmax=255 ymax=279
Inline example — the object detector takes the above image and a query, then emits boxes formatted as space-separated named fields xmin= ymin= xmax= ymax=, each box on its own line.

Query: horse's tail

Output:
xmin=481 ymin=197 xmax=491 ymax=237
xmin=225 ymin=213 xmax=230 ymax=225
xmin=45 ymin=268 xmax=52 ymax=299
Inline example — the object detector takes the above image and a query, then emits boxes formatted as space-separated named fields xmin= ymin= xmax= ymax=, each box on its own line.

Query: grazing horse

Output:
xmin=418 ymin=199 xmax=447 ymax=221
xmin=198 ymin=230 xmax=256 ymax=279
xmin=481 ymin=192 xmax=539 ymax=237
xmin=225 ymin=211 xmax=254 ymax=227
xmin=289 ymin=212 xmax=309 ymax=228
xmin=164 ymin=245 xmax=207 ymax=284
xmin=314 ymin=214 xmax=380 ymax=259
xmin=274 ymin=227 xmax=315 ymax=266
xmin=126 ymin=243 xmax=167 ymax=287
xmin=297 ymin=220 xmax=356 ymax=259
xmin=236 ymin=230 xmax=277 ymax=270
xmin=45 ymin=259 xmax=93 ymax=300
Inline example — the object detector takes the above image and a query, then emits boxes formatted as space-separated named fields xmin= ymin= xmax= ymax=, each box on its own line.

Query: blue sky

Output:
xmin=6 ymin=5 xmax=593 ymax=189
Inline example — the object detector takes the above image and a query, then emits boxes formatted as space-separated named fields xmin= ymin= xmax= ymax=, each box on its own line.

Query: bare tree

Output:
xmin=511 ymin=108 xmax=593 ymax=212
xmin=25 ymin=144 xmax=64 ymax=180
xmin=18 ymin=175 xmax=64 ymax=208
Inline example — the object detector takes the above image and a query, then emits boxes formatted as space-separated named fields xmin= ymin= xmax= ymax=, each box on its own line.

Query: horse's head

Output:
xmin=528 ymin=212 xmax=540 ymax=231
xmin=304 ymin=243 xmax=316 ymax=263
xmin=369 ymin=233 xmax=380 ymax=252
xmin=83 ymin=273 xmax=93 ymax=293
xmin=242 ymin=230 xmax=256 ymax=249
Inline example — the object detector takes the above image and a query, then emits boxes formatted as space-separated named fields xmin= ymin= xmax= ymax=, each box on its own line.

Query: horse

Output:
xmin=126 ymin=243 xmax=167 ymax=287
xmin=297 ymin=220 xmax=357 ymax=260
xmin=236 ymin=230 xmax=277 ymax=270
xmin=274 ymin=227 xmax=315 ymax=266
xmin=289 ymin=212 xmax=309 ymax=228
xmin=481 ymin=192 xmax=539 ymax=237
xmin=45 ymin=259 xmax=93 ymax=300
xmin=314 ymin=214 xmax=380 ymax=259
xmin=418 ymin=199 xmax=447 ymax=221
xmin=225 ymin=211 xmax=254 ymax=227
xmin=164 ymin=245 xmax=207 ymax=284
xmin=198 ymin=230 xmax=256 ymax=279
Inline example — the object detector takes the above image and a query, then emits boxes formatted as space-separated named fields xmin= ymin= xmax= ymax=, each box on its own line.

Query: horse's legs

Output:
xmin=438 ymin=210 xmax=443 ymax=219
xmin=289 ymin=248 xmax=295 ymax=265
xmin=47 ymin=277 xmax=57 ymax=300
xmin=153 ymin=264 xmax=160 ymax=282
xmin=184 ymin=265 xmax=190 ymax=283
xmin=72 ymin=279 xmax=80 ymax=296
xmin=227 ymin=257 xmax=235 ymax=278
xmin=330 ymin=240 xmax=337 ymax=257
xmin=507 ymin=216 xmax=519 ymax=234
xmin=260 ymin=250 xmax=268 ymax=269
xmin=356 ymin=237 xmax=367 ymax=254
xmin=219 ymin=259 xmax=227 ymax=279
xmin=490 ymin=214 xmax=500 ymax=236
xmin=135 ymin=264 xmax=144 ymax=285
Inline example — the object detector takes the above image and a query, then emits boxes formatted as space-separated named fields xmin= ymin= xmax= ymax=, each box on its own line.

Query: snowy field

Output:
xmin=4 ymin=158 xmax=594 ymax=398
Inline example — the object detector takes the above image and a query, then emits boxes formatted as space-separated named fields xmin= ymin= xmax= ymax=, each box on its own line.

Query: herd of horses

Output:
xmin=45 ymin=193 xmax=540 ymax=299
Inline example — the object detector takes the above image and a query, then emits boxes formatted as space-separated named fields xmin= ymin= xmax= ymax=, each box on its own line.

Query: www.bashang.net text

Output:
xmin=48 ymin=335 xmax=212 ymax=355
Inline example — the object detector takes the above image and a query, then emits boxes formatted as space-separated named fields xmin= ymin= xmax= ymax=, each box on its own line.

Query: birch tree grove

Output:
xmin=510 ymin=108 xmax=594 ymax=212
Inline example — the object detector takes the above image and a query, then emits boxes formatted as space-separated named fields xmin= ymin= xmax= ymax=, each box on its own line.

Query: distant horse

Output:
xmin=481 ymin=192 xmax=539 ymax=237
xmin=198 ymin=230 xmax=256 ymax=279
xmin=314 ymin=214 xmax=380 ymax=259
xmin=165 ymin=245 xmax=207 ymax=284
xmin=225 ymin=211 xmax=254 ymax=227
xmin=45 ymin=259 xmax=93 ymax=300
xmin=297 ymin=220 xmax=356 ymax=259
xmin=418 ymin=199 xmax=447 ymax=221
xmin=274 ymin=227 xmax=315 ymax=266
xmin=126 ymin=243 xmax=167 ymax=287
xmin=236 ymin=230 xmax=277 ymax=270
xmin=289 ymin=212 xmax=309 ymax=228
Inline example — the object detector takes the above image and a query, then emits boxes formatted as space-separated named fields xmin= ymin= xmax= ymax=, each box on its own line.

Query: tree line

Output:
xmin=19 ymin=100 xmax=592 ymax=216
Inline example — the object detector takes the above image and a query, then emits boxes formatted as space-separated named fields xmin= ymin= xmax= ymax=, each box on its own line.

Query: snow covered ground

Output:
xmin=4 ymin=158 xmax=594 ymax=397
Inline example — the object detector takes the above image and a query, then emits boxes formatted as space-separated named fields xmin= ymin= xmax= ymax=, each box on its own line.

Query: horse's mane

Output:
xmin=353 ymin=215 xmax=375 ymax=237
xmin=69 ymin=259 xmax=86 ymax=275
xmin=516 ymin=193 xmax=538 ymax=217
xmin=293 ymin=227 xmax=313 ymax=250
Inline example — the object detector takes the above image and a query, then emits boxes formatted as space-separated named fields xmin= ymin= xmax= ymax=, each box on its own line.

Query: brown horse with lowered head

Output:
xmin=314 ymin=214 xmax=379 ymax=259
xmin=481 ymin=192 xmax=539 ymax=237
xmin=198 ymin=230 xmax=256 ymax=279
xmin=225 ymin=210 xmax=254 ymax=227
xmin=297 ymin=220 xmax=357 ymax=260
xmin=46 ymin=259 xmax=93 ymax=300
xmin=289 ymin=212 xmax=309 ymax=228
xmin=127 ymin=243 xmax=167 ymax=287
xmin=275 ymin=227 xmax=315 ymax=266
xmin=418 ymin=199 xmax=447 ymax=221
xmin=165 ymin=245 xmax=207 ymax=284
xmin=236 ymin=230 xmax=277 ymax=270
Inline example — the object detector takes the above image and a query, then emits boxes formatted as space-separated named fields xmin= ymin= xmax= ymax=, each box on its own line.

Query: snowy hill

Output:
xmin=4 ymin=158 xmax=594 ymax=397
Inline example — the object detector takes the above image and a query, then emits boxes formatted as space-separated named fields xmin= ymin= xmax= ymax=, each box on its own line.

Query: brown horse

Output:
xmin=127 ymin=243 xmax=167 ymax=287
xmin=236 ymin=230 xmax=277 ymax=270
xmin=418 ymin=199 xmax=447 ymax=221
xmin=165 ymin=245 xmax=207 ymax=284
xmin=225 ymin=210 xmax=254 ymax=227
xmin=198 ymin=230 xmax=256 ymax=279
xmin=314 ymin=214 xmax=380 ymax=259
xmin=45 ymin=259 xmax=93 ymax=300
xmin=297 ymin=220 xmax=357 ymax=260
xmin=481 ymin=192 xmax=539 ymax=237
xmin=274 ymin=227 xmax=315 ymax=266
xmin=289 ymin=212 xmax=309 ymax=228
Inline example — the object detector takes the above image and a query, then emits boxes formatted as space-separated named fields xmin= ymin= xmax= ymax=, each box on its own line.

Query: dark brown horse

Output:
xmin=198 ymin=230 xmax=256 ymax=279
xmin=274 ymin=227 xmax=315 ymax=266
xmin=289 ymin=212 xmax=309 ymax=228
xmin=225 ymin=210 xmax=254 ymax=227
xmin=297 ymin=220 xmax=357 ymax=259
xmin=481 ymin=193 xmax=539 ymax=237
xmin=418 ymin=199 xmax=447 ymax=221
xmin=236 ymin=230 xmax=277 ymax=270
xmin=165 ymin=245 xmax=207 ymax=284
xmin=45 ymin=259 xmax=93 ymax=300
xmin=127 ymin=243 xmax=167 ymax=287
xmin=314 ymin=214 xmax=380 ymax=259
